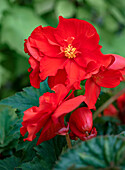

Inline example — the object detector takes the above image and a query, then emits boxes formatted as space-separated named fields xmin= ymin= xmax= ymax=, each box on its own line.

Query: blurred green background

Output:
xmin=0 ymin=0 xmax=125 ymax=100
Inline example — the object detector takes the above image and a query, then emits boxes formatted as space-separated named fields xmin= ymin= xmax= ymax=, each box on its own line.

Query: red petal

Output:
xmin=48 ymin=69 xmax=68 ymax=89
xmin=39 ymin=57 xmax=66 ymax=80
xmin=24 ymin=38 xmax=42 ymax=61
xmin=65 ymin=60 xmax=86 ymax=87
xmin=109 ymin=54 xmax=125 ymax=79
xmin=93 ymin=69 xmax=121 ymax=88
xmin=28 ymin=57 xmax=41 ymax=88
xmin=30 ymin=37 xmax=60 ymax=57
xmin=79 ymin=127 xmax=97 ymax=141
xmin=69 ymin=107 xmax=93 ymax=134
xmin=84 ymin=78 xmax=101 ymax=109
xmin=52 ymin=95 xmax=85 ymax=120
xmin=109 ymin=54 xmax=125 ymax=70
xmin=55 ymin=16 xmax=99 ymax=46
xmin=27 ymin=25 xmax=61 ymax=58
xmin=37 ymin=119 xmax=62 ymax=145
xmin=75 ymin=49 xmax=114 ymax=69
xmin=31 ymin=25 xmax=56 ymax=44
xmin=52 ymin=84 xmax=69 ymax=104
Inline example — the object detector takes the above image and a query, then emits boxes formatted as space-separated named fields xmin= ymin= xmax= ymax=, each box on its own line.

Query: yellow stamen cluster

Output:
xmin=64 ymin=44 xmax=76 ymax=59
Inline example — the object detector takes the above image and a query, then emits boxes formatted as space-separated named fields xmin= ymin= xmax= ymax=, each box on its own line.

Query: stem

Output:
xmin=93 ymin=88 xmax=125 ymax=120
xmin=66 ymin=134 xmax=72 ymax=149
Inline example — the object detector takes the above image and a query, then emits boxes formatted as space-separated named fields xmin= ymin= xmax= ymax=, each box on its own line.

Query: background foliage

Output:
xmin=0 ymin=0 xmax=125 ymax=169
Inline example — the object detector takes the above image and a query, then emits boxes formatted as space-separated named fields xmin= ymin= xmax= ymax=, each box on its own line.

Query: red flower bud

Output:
xmin=69 ymin=107 xmax=97 ymax=141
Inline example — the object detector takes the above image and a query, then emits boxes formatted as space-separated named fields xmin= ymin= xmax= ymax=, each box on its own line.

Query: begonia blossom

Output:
xmin=24 ymin=16 xmax=114 ymax=89
xmin=20 ymin=84 xmax=85 ymax=145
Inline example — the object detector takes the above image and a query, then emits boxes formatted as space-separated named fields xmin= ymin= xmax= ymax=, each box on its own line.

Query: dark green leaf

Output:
xmin=0 ymin=105 xmax=19 ymax=153
xmin=0 ymin=81 xmax=51 ymax=118
xmin=15 ymin=137 xmax=38 ymax=162
xmin=54 ymin=135 xmax=125 ymax=169
xmin=0 ymin=156 xmax=21 ymax=170
xmin=94 ymin=117 xmax=125 ymax=136
xmin=20 ymin=136 xmax=66 ymax=170
xmin=20 ymin=157 xmax=48 ymax=170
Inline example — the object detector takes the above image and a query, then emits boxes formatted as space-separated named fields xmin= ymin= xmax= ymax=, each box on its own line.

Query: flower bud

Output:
xmin=69 ymin=107 xmax=97 ymax=141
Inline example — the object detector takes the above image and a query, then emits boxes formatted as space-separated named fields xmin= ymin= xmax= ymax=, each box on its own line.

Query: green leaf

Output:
xmin=54 ymin=135 xmax=125 ymax=169
xmin=34 ymin=0 xmax=55 ymax=15
xmin=0 ymin=105 xmax=19 ymax=153
xmin=20 ymin=136 xmax=66 ymax=170
xmin=0 ymin=156 xmax=21 ymax=170
xmin=0 ymin=81 xmax=51 ymax=118
xmin=1 ymin=6 xmax=47 ymax=57
xmin=20 ymin=157 xmax=48 ymax=170
xmin=94 ymin=117 xmax=125 ymax=136
xmin=15 ymin=136 xmax=38 ymax=162
xmin=55 ymin=0 xmax=75 ymax=18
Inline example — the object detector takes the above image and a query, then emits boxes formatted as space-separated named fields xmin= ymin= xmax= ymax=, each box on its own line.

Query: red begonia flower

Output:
xmin=20 ymin=84 xmax=85 ymax=145
xmin=69 ymin=107 xmax=97 ymax=141
xmin=84 ymin=68 xmax=122 ymax=109
xmin=24 ymin=16 xmax=114 ymax=88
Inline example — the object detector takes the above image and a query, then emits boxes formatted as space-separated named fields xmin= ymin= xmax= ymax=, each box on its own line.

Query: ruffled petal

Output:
xmin=93 ymin=69 xmax=121 ymax=88
xmin=52 ymin=95 xmax=85 ymax=120
xmin=37 ymin=119 xmax=63 ymax=145
xmin=55 ymin=16 xmax=99 ymax=46
xmin=84 ymin=78 xmax=101 ymax=109
xmin=109 ymin=54 xmax=125 ymax=70
xmin=65 ymin=60 xmax=86 ymax=87
xmin=24 ymin=39 xmax=42 ymax=61
xmin=26 ymin=25 xmax=61 ymax=58
xmin=39 ymin=57 xmax=66 ymax=80
xmin=52 ymin=84 xmax=69 ymax=104
xmin=75 ymin=48 xmax=114 ymax=69
xmin=48 ymin=69 xmax=68 ymax=89
xmin=28 ymin=57 xmax=41 ymax=88
xmin=109 ymin=54 xmax=125 ymax=79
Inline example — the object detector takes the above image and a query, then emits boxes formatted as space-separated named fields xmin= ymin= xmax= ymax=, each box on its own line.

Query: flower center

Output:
xmin=64 ymin=44 xmax=77 ymax=59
